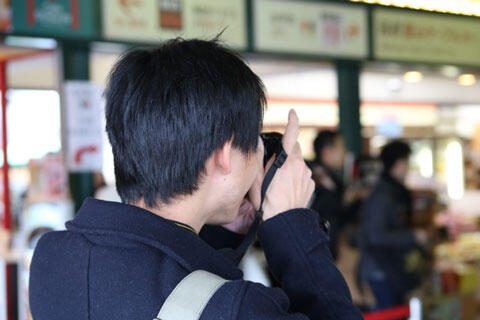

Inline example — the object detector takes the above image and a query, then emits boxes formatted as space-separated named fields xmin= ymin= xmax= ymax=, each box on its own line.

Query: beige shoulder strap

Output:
xmin=154 ymin=270 xmax=229 ymax=320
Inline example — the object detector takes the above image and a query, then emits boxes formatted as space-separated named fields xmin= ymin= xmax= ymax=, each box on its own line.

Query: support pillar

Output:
xmin=1 ymin=61 xmax=17 ymax=320
xmin=61 ymin=42 xmax=94 ymax=212
xmin=337 ymin=61 xmax=362 ymax=156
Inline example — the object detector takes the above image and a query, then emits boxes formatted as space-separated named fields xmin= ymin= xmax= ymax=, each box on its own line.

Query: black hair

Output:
xmin=380 ymin=140 xmax=411 ymax=173
xmin=313 ymin=130 xmax=342 ymax=162
xmin=105 ymin=38 xmax=266 ymax=207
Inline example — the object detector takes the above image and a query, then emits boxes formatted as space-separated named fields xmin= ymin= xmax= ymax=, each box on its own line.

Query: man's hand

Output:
xmin=222 ymin=198 xmax=256 ymax=235
xmin=261 ymin=110 xmax=315 ymax=221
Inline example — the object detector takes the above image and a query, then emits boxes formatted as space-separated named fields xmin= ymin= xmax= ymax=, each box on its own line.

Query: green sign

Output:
xmin=374 ymin=8 xmax=480 ymax=67
xmin=12 ymin=0 xmax=99 ymax=38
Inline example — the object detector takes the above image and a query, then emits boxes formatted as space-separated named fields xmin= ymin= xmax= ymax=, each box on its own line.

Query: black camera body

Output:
xmin=260 ymin=132 xmax=283 ymax=167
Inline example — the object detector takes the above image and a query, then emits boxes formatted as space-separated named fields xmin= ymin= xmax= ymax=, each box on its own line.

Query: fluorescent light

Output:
xmin=445 ymin=140 xmax=464 ymax=200
xmin=417 ymin=147 xmax=433 ymax=178
xmin=403 ymin=71 xmax=423 ymax=83
xmin=441 ymin=65 xmax=460 ymax=78
xmin=386 ymin=77 xmax=403 ymax=92
xmin=4 ymin=36 xmax=57 ymax=50
xmin=458 ymin=74 xmax=476 ymax=86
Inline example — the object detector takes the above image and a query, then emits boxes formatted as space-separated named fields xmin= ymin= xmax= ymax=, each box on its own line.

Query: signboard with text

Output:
xmin=254 ymin=0 xmax=368 ymax=58
xmin=64 ymin=81 xmax=103 ymax=172
xmin=374 ymin=8 xmax=480 ymax=66
xmin=12 ymin=0 xmax=98 ymax=38
xmin=102 ymin=0 xmax=247 ymax=49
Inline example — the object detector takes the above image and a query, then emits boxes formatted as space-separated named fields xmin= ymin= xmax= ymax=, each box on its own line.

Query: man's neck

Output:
xmin=133 ymin=194 xmax=209 ymax=233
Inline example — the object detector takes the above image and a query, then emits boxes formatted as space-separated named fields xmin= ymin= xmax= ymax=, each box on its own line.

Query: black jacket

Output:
xmin=309 ymin=162 xmax=356 ymax=259
xmin=360 ymin=175 xmax=418 ymax=295
xmin=29 ymin=198 xmax=363 ymax=319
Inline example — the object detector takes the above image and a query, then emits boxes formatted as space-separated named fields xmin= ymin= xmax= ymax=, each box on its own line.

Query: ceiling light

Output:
xmin=386 ymin=77 xmax=403 ymax=92
xmin=441 ymin=65 xmax=460 ymax=78
xmin=458 ymin=74 xmax=476 ymax=86
xmin=403 ymin=71 xmax=423 ymax=83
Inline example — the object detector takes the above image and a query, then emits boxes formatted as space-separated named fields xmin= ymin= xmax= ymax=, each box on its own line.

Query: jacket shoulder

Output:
xmin=30 ymin=230 xmax=92 ymax=320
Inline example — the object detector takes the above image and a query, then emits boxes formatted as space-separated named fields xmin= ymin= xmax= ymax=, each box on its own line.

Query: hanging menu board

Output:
xmin=374 ymin=8 xmax=480 ymax=67
xmin=102 ymin=0 xmax=247 ymax=49
xmin=254 ymin=0 xmax=368 ymax=58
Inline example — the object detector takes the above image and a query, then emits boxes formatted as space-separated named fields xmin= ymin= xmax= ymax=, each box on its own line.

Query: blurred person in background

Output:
xmin=309 ymin=130 xmax=362 ymax=259
xmin=359 ymin=140 xmax=429 ymax=310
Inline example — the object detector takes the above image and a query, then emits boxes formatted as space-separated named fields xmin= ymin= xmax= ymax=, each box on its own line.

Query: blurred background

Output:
xmin=1 ymin=0 xmax=480 ymax=319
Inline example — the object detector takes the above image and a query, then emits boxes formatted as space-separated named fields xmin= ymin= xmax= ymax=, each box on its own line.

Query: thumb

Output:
xmin=282 ymin=109 xmax=299 ymax=154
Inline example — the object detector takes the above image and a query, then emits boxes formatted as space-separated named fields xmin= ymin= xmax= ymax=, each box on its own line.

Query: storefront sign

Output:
xmin=102 ymin=0 xmax=247 ymax=49
xmin=374 ymin=8 xmax=480 ymax=66
xmin=12 ymin=0 xmax=98 ymax=38
xmin=351 ymin=0 xmax=480 ymax=17
xmin=254 ymin=0 xmax=368 ymax=58
xmin=64 ymin=81 xmax=103 ymax=172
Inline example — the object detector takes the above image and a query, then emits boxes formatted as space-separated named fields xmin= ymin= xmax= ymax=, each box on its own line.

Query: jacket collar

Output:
xmin=66 ymin=198 xmax=243 ymax=280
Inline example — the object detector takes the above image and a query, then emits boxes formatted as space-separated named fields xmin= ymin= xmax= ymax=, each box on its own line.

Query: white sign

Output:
xmin=64 ymin=81 xmax=103 ymax=172
xmin=102 ymin=0 xmax=247 ymax=49
xmin=254 ymin=0 xmax=368 ymax=58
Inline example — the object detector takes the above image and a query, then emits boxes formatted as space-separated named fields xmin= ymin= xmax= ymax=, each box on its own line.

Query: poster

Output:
xmin=254 ymin=0 xmax=368 ymax=58
xmin=102 ymin=0 xmax=246 ymax=49
xmin=64 ymin=81 xmax=103 ymax=172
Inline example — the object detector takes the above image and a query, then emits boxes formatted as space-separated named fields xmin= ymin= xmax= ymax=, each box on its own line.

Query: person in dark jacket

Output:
xmin=29 ymin=39 xmax=362 ymax=319
xmin=309 ymin=131 xmax=360 ymax=259
xmin=360 ymin=141 xmax=428 ymax=310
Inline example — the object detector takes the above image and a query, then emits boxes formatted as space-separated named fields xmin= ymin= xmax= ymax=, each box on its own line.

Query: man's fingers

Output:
xmin=292 ymin=142 xmax=302 ymax=157
xmin=282 ymin=109 xmax=299 ymax=154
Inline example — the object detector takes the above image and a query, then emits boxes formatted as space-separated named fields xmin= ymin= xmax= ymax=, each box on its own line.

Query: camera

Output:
xmin=260 ymin=132 xmax=283 ymax=167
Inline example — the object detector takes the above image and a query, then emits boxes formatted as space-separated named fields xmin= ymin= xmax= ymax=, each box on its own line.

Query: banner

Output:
xmin=254 ymin=0 xmax=368 ymax=58
xmin=64 ymin=81 xmax=103 ymax=172
xmin=102 ymin=0 xmax=246 ymax=49
xmin=374 ymin=8 xmax=480 ymax=66
xmin=12 ymin=0 xmax=98 ymax=38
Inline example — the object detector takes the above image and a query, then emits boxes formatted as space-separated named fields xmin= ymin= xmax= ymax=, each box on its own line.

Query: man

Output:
xmin=360 ymin=141 xmax=428 ymax=310
xmin=309 ymin=131 xmax=353 ymax=259
xmin=29 ymin=39 xmax=362 ymax=319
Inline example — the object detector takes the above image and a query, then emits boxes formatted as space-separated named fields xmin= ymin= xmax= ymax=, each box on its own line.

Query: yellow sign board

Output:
xmin=254 ymin=0 xmax=368 ymax=58
xmin=102 ymin=0 xmax=246 ymax=49
xmin=374 ymin=8 xmax=480 ymax=66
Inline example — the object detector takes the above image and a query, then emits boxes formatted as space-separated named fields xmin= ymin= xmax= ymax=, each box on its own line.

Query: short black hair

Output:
xmin=105 ymin=38 xmax=265 ymax=207
xmin=313 ymin=130 xmax=342 ymax=161
xmin=380 ymin=140 xmax=411 ymax=172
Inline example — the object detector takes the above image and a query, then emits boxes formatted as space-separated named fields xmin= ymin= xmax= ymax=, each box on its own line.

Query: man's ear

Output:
xmin=212 ymin=139 xmax=233 ymax=175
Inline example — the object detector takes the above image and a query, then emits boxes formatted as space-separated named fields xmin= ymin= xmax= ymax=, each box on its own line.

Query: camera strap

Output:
xmin=221 ymin=147 xmax=288 ymax=265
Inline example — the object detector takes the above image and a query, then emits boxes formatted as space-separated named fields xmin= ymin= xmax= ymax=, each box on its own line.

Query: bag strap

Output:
xmin=154 ymin=270 xmax=229 ymax=320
